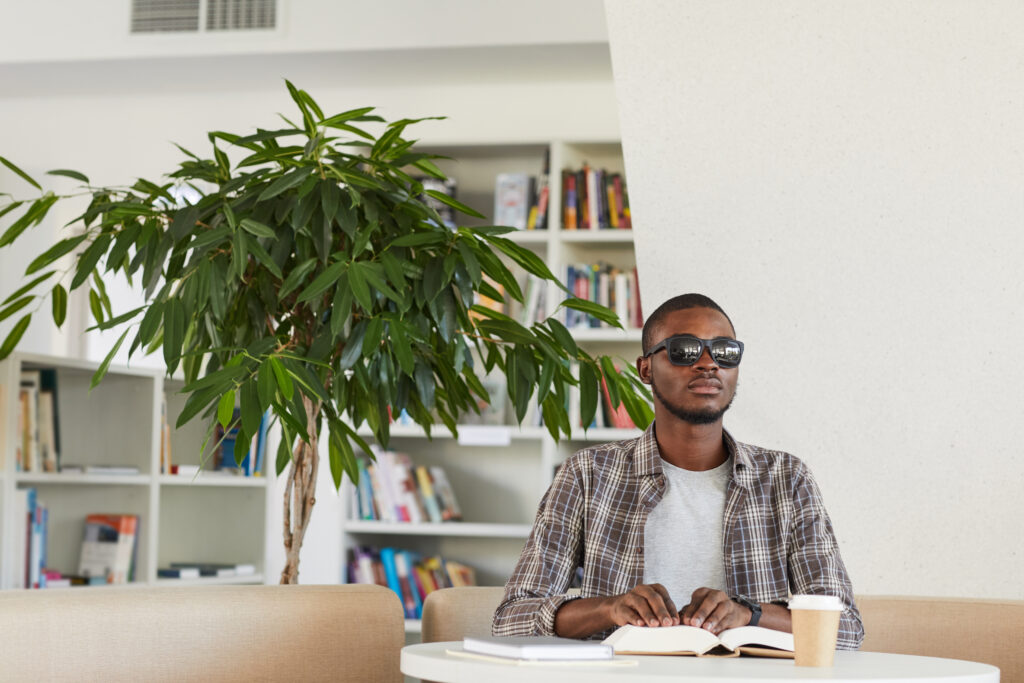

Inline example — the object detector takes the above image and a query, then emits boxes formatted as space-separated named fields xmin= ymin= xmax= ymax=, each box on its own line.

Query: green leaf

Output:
xmin=246 ymin=236 xmax=283 ymax=280
xmin=276 ymin=424 xmax=294 ymax=475
xmin=348 ymin=261 xmax=374 ymax=312
xmin=0 ymin=155 xmax=41 ymax=190
xmin=239 ymin=218 xmax=277 ymax=239
xmin=90 ymin=328 xmax=129 ymax=389
xmin=484 ymin=235 xmax=559 ymax=283
xmin=257 ymin=361 xmax=277 ymax=408
xmin=182 ymin=364 xmax=248 ymax=395
xmin=560 ymin=298 xmax=622 ymax=328
xmin=25 ymin=234 xmax=90 ymax=275
xmin=424 ymin=189 xmax=484 ymax=219
xmin=390 ymin=321 xmax=415 ymax=376
xmin=170 ymin=205 xmax=200 ymax=242
xmin=277 ymin=257 xmax=318 ymax=300
xmin=0 ymin=193 xmax=58 ymax=248
xmin=87 ymin=305 xmax=145 ymax=332
xmin=258 ymin=167 xmax=311 ymax=201
xmin=476 ymin=319 xmax=536 ymax=345
xmin=579 ymin=362 xmax=599 ymax=431
xmin=88 ymin=290 xmax=104 ymax=323
xmin=46 ymin=169 xmax=90 ymax=183
xmin=599 ymin=356 xmax=621 ymax=408
xmin=51 ymin=285 xmax=67 ymax=326
xmin=0 ymin=314 xmax=31 ymax=359
xmin=0 ymin=201 xmax=24 ymax=221
xmin=3 ymin=271 xmax=54 ymax=305
xmin=70 ymin=236 xmax=112 ymax=290
xmin=296 ymin=260 xmax=346 ymax=303
xmin=163 ymin=299 xmax=185 ymax=368
xmin=269 ymin=356 xmax=293 ymax=401
xmin=218 ymin=390 xmax=237 ymax=428
xmin=546 ymin=318 xmax=578 ymax=357
xmin=389 ymin=231 xmax=446 ymax=248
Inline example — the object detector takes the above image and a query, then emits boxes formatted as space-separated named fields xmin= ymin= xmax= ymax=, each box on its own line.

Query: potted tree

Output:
xmin=0 ymin=82 xmax=652 ymax=582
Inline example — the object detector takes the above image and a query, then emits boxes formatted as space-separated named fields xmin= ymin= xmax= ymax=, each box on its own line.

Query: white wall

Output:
xmin=1 ymin=0 xmax=607 ymax=63
xmin=0 ymin=1 xmax=618 ymax=583
xmin=606 ymin=0 xmax=1024 ymax=599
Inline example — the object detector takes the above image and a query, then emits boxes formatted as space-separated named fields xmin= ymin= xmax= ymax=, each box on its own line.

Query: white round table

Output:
xmin=401 ymin=642 xmax=999 ymax=682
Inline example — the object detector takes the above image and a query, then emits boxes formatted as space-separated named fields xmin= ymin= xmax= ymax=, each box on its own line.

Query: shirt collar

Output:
xmin=635 ymin=421 xmax=756 ymax=484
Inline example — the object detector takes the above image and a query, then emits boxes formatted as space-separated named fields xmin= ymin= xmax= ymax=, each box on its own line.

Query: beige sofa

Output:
xmin=0 ymin=584 xmax=404 ymax=682
xmin=423 ymin=588 xmax=1023 ymax=680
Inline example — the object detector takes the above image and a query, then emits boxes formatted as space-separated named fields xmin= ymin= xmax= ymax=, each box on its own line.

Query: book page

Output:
xmin=717 ymin=626 xmax=794 ymax=653
xmin=603 ymin=624 xmax=720 ymax=655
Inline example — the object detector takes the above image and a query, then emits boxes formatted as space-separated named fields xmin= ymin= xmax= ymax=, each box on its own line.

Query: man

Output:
xmin=492 ymin=293 xmax=863 ymax=649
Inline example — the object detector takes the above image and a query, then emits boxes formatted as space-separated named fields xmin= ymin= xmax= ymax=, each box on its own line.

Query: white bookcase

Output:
xmin=339 ymin=140 xmax=645 ymax=632
xmin=0 ymin=352 xmax=274 ymax=589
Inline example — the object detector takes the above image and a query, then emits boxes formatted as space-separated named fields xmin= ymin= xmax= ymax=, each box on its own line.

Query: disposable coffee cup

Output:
xmin=789 ymin=594 xmax=843 ymax=667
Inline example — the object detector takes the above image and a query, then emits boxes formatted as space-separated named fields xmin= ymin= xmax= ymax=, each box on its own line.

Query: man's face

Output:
xmin=636 ymin=307 xmax=739 ymax=425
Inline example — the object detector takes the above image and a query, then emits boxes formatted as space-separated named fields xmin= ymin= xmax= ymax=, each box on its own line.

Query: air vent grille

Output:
xmin=207 ymin=0 xmax=276 ymax=31
xmin=131 ymin=0 xmax=200 ymax=33
xmin=131 ymin=0 xmax=276 ymax=33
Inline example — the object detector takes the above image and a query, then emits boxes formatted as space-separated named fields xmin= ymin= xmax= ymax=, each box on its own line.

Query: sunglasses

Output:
xmin=644 ymin=335 xmax=744 ymax=368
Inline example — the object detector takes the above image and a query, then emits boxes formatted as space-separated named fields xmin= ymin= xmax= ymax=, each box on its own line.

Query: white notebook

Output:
xmin=463 ymin=635 xmax=614 ymax=661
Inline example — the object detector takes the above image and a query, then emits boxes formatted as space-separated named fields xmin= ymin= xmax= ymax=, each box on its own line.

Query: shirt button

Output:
xmin=636 ymin=548 xmax=643 ymax=554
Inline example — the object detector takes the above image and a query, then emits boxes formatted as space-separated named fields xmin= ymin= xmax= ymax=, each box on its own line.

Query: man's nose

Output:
xmin=694 ymin=347 xmax=718 ymax=370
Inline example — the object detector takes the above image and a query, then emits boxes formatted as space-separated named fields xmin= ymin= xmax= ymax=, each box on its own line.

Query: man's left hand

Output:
xmin=679 ymin=588 xmax=751 ymax=635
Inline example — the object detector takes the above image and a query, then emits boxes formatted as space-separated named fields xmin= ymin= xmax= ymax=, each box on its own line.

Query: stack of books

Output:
xmin=563 ymin=262 xmax=643 ymax=330
xmin=352 ymin=447 xmax=463 ymax=524
xmin=561 ymin=164 xmax=631 ymax=231
xmin=347 ymin=546 xmax=476 ymax=620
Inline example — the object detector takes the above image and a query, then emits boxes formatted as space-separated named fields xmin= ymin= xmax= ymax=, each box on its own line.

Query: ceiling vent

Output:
xmin=131 ymin=0 xmax=276 ymax=33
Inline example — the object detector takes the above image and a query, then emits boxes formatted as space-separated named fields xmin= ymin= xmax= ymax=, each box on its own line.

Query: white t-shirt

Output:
xmin=642 ymin=456 xmax=731 ymax=610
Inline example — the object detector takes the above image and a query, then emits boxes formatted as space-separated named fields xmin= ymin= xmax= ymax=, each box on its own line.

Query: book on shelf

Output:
xmin=463 ymin=635 xmax=613 ymax=661
xmin=211 ymin=407 xmax=271 ymax=476
xmin=563 ymin=263 xmax=642 ymax=330
xmin=12 ymin=488 xmax=49 ymax=589
xmin=354 ymin=448 xmax=463 ymax=524
xmin=561 ymin=164 xmax=631 ymax=231
xmin=603 ymin=624 xmax=795 ymax=658
xmin=158 ymin=566 xmax=201 ymax=579
xmin=347 ymin=547 xmax=477 ymax=619
xmin=494 ymin=173 xmax=532 ymax=231
xmin=529 ymin=148 xmax=551 ymax=230
xmin=170 ymin=562 xmax=256 ymax=578
xmin=16 ymin=369 xmax=61 ymax=473
xmin=78 ymin=514 xmax=139 ymax=584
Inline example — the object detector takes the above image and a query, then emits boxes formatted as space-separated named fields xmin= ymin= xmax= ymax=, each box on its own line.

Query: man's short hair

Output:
xmin=641 ymin=293 xmax=735 ymax=354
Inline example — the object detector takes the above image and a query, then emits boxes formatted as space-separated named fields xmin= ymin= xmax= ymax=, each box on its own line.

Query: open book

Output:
xmin=603 ymin=624 xmax=795 ymax=658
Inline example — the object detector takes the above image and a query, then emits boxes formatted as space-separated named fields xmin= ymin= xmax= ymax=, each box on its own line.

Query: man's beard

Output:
xmin=650 ymin=374 xmax=735 ymax=425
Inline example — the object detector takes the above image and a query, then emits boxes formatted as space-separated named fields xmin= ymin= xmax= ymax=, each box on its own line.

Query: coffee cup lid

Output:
xmin=789 ymin=594 xmax=843 ymax=610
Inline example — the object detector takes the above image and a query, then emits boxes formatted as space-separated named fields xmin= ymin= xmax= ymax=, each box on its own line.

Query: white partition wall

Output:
xmin=605 ymin=0 xmax=1024 ymax=599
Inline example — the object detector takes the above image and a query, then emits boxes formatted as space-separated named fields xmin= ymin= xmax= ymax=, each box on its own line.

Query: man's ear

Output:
xmin=636 ymin=355 xmax=652 ymax=384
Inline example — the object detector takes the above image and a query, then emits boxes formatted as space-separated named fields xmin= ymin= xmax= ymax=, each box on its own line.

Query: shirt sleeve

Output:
xmin=492 ymin=453 xmax=587 ymax=637
xmin=787 ymin=460 xmax=865 ymax=650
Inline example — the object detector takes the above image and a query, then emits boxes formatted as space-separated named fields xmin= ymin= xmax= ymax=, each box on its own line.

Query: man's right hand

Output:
xmin=607 ymin=583 xmax=680 ymax=628
xmin=554 ymin=583 xmax=679 ymax=638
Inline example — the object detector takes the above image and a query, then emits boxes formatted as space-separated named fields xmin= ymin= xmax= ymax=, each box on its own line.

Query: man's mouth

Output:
xmin=688 ymin=378 xmax=722 ymax=394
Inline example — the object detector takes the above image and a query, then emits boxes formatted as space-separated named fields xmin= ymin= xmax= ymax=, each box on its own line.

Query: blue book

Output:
xmin=379 ymin=547 xmax=414 ymax=618
xmin=253 ymin=410 xmax=271 ymax=476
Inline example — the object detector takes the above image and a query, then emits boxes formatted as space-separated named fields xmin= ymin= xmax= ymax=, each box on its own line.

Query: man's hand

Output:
xmin=679 ymin=588 xmax=751 ymax=635
xmin=607 ymin=583 xmax=680 ymax=628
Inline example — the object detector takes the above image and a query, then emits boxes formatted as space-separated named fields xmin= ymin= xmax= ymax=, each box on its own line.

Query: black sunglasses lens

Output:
xmin=666 ymin=337 xmax=703 ymax=365
xmin=710 ymin=339 xmax=742 ymax=367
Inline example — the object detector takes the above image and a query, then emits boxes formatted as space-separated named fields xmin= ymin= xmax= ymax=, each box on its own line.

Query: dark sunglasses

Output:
xmin=644 ymin=335 xmax=744 ymax=368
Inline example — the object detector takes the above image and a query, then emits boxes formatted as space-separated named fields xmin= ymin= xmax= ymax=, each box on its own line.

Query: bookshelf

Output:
xmin=341 ymin=139 xmax=645 ymax=632
xmin=0 ymin=352 xmax=274 ymax=589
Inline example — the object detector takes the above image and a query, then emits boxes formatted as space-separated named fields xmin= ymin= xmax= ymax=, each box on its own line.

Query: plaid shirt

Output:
xmin=493 ymin=423 xmax=864 ymax=649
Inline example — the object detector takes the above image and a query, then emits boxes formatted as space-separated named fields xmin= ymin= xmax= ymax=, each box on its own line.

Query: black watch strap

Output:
xmin=733 ymin=595 xmax=761 ymax=627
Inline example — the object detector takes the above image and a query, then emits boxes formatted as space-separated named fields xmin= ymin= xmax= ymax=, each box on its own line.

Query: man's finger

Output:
xmin=700 ymin=598 xmax=736 ymax=634
xmin=689 ymin=593 xmax=725 ymax=628
xmin=650 ymin=584 xmax=679 ymax=625
xmin=626 ymin=591 xmax=660 ymax=626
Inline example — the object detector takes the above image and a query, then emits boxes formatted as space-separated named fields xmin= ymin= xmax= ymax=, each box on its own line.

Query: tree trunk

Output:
xmin=280 ymin=395 xmax=321 ymax=584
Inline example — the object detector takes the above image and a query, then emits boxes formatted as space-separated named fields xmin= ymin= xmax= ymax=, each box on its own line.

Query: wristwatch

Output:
xmin=733 ymin=595 xmax=762 ymax=627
